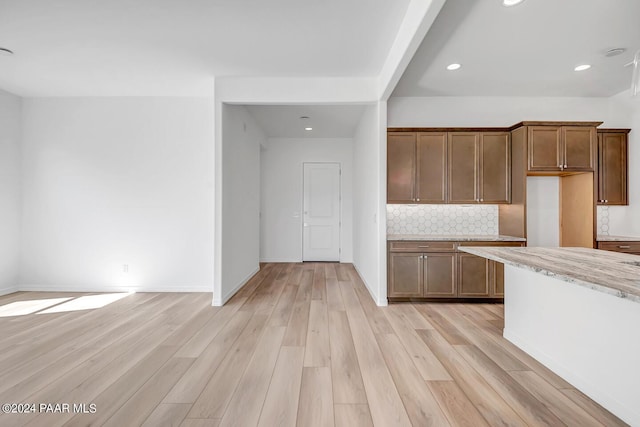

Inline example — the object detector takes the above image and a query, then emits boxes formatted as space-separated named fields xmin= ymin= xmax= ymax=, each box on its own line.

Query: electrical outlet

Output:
xmin=123 ymin=264 xmax=129 ymax=273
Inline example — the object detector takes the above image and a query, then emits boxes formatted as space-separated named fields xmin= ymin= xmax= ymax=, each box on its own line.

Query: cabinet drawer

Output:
xmin=597 ymin=242 xmax=640 ymax=254
xmin=389 ymin=241 xmax=456 ymax=252
xmin=457 ymin=241 xmax=525 ymax=248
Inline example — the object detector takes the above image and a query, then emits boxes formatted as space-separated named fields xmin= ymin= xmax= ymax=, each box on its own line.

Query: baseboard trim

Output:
xmin=213 ymin=266 xmax=260 ymax=306
xmin=19 ymin=284 xmax=212 ymax=293
xmin=259 ymin=258 xmax=301 ymax=263
xmin=0 ymin=286 xmax=19 ymax=297
xmin=352 ymin=263 xmax=387 ymax=307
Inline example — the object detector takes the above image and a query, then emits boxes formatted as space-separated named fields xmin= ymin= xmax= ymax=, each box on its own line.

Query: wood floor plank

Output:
xmin=339 ymin=282 xmax=412 ymax=427
xmin=427 ymin=380 xmax=490 ymax=427
xmin=326 ymin=278 xmax=345 ymax=312
xmin=0 ymin=264 xmax=625 ymax=427
xmin=219 ymin=326 xmax=286 ymax=427
xmin=560 ymin=388 xmax=629 ymax=427
xmin=438 ymin=304 xmax=530 ymax=372
xmin=509 ymin=370 xmax=604 ymax=426
xmin=175 ymin=298 xmax=244 ymax=357
xmin=383 ymin=305 xmax=452 ymax=381
xmin=304 ymin=300 xmax=330 ymax=367
xmin=297 ymin=367 xmax=334 ymax=427
xmin=455 ymin=344 xmax=564 ymax=426
xmin=180 ymin=420 xmax=221 ymax=427
xmin=312 ymin=263 xmax=327 ymax=301
xmin=268 ymin=284 xmax=298 ymax=327
xmin=376 ymin=333 xmax=451 ymax=426
xmin=100 ymin=357 xmax=194 ymax=427
xmin=188 ymin=314 xmax=269 ymax=419
xmin=334 ymin=404 xmax=373 ymax=427
xmin=142 ymin=403 xmax=191 ymax=427
xmin=258 ymin=346 xmax=305 ymax=427
xmin=163 ymin=311 xmax=253 ymax=404
xmin=415 ymin=304 xmax=471 ymax=345
xmin=328 ymin=310 xmax=367 ymax=404
xmin=418 ymin=329 xmax=527 ymax=427
xmin=282 ymin=270 xmax=313 ymax=346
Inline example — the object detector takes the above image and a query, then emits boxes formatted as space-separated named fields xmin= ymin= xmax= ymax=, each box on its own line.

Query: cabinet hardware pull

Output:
xmin=618 ymin=245 xmax=631 ymax=249
xmin=418 ymin=246 xmax=430 ymax=248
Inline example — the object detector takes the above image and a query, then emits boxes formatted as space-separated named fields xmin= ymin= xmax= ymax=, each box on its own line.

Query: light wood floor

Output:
xmin=0 ymin=263 xmax=627 ymax=427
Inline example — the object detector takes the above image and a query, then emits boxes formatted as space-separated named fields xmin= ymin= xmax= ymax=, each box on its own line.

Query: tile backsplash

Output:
xmin=597 ymin=205 xmax=609 ymax=236
xmin=387 ymin=204 xmax=499 ymax=235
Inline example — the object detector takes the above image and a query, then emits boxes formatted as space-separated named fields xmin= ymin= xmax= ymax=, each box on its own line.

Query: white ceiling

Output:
xmin=245 ymin=104 xmax=366 ymax=138
xmin=393 ymin=0 xmax=640 ymax=97
xmin=0 ymin=0 xmax=410 ymax=96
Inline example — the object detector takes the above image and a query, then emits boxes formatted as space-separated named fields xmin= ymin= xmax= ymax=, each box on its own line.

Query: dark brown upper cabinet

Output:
xmin=388 ymin=130 xmax=511 ymax=204
xmin=416 ymin=132 xmax=447 ymax=203
xmin=387 ymin=132 xmax=416 ymax=203
xmin=448 ymin=132 xmax=511 ymax=204
xmin=480 ymin=133 xmax=511 ymax=203
xmin=448 ymin=133 xmax=479 ymax=203
xmin=525 ymin=123 xmax=598 ymax=173
xmin=597 ymin=129 xmax=630 ymax=206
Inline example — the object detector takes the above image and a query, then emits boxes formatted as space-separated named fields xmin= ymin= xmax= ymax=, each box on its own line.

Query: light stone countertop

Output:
xmin=597 ymin=235 xmax=640 ymax=242
xmin=387 ymin=234 xmax=527 ymax=242
xmin=458 ymin=246 xmax=640 ymax=304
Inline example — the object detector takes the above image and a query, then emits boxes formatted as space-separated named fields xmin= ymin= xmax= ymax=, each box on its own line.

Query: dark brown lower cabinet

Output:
xmin=492 ymin=261 xmax=505 ymax=296
xmin=458 ymin=253 xmax=490 ymax=297
xmin=388 ymin=252 xmax=422 ymax=298
xmin=423 ymin=253 xmax=456 ymax=297
xmin=597 ymin=241 xmax=640 ymax=256
xmin=388 ymin=240 xmax=524 ymax=301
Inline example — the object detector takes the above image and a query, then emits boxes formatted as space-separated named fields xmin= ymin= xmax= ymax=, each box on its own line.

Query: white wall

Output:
xmin=353 ymin=103 xmax=387 ymax=305
xmin=526 ymin=177 xmax=560 ymax=247
xmin=219 ymin=105 xmax=265 ymax=304
xmin=388 ymin=96 xmax=631 ymax=128
xmin=260 ymin=138 xmax=353 ymax=263
xmin=20 ymin=97 xmax=215 ymax=292
xmin=0 ymin=90 xmax=22 ymax=296
xmin=606 ymin=91 xmax=640 ymax=236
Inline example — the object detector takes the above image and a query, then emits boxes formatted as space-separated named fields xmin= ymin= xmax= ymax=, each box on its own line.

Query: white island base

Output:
xmin=504 ymin=265 xmax=640 ymax=426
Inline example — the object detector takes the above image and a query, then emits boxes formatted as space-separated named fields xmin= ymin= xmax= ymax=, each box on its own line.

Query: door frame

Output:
xmin=301 ymin=162 xmax=342 ymax=262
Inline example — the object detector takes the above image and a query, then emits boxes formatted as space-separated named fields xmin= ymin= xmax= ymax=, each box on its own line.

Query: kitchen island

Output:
xmin=458 ymin=246 xmax=640 ymax=426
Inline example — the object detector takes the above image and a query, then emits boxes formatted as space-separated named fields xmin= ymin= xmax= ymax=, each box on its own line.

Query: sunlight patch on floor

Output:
xmin=0 ymin=297 xmax=74 ymax=317
xmin=38 ymin=293 xmax=132 ymax=314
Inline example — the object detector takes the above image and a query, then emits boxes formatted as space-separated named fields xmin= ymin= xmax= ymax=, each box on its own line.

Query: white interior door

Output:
xmin=303 ymin=163 xmax=341 ymax=262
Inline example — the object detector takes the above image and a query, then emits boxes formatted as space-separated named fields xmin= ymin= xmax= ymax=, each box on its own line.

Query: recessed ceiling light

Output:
xmin=447 ymin=63 xmax=461 ymax=71
xmin=574 ymin=64 xmax=591 ymax=71
xmin=503 ymin=0 xmax=525 ymax=6
xmin=0 ymin=47 xmax=14 ymax=56
xmin=305 ymin=127 xmax=313 ymax=131
xmin=605 ymin=48 xmax=626 ymax=57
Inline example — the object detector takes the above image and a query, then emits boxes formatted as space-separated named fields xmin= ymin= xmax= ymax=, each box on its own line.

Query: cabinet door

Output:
xmin=457 ymin=253 xmax=490 ymax=297
xmin=563 ymin=126 xmax=595 ymax=171
xmin=448 ymin=132 xmax=479 ymax=203
xmin=491 ymin=261 xmax=505 ymax=297
xmin=388 ymin=252 xmax=422 ymax=297
xmin=528 ymin=126 xmax=562 ymax=171
xmin=423 ymin=253 xmax=456 ymax=297
xmin=598 ymin=132 xmax=627 ymax=205
xmin=387 ymin=133 xmax=416 ymax=203
xmin=479 ymin=132 xmax=511 ymax=203
xmin=416 ymin=132 xmax=447 ymax=203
